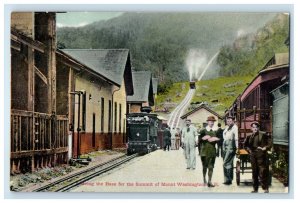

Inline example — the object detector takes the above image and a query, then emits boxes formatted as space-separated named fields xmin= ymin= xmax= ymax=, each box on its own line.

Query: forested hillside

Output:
xmin=217 ymin=13 xmax=289 ymax=76
xmin=57 ymin=12 xmax=276 ymax=84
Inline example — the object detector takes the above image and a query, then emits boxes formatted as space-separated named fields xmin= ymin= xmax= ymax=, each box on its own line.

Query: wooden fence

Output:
xmin=10 ymin=109 xmax=68 ymax=172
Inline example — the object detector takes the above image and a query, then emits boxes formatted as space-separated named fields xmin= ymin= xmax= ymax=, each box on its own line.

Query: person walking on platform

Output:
xmin=216 ymin=123 xmax=224 ymax=157
xmin=163 ymin=126 xmax=171 ymax=151
xmin=244 ymin=122 xmax=272 ymax=193
xmin=182 ymin=119 xmax=198 ymax=170
xmin=175 ymin=128 xmax=181 ymax=150
xmin=171 ymin=127 xmax=176 ymax=150
xmin=222 ymin=116 xmax=238 ymax=185
xmin=199 ymin=116 xmax=219 ymax=187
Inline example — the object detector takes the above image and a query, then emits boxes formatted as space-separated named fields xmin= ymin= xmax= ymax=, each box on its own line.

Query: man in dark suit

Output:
xmin=244 ymin=122 xmax=272 ymax=193
xmin=163 ymin=126 xmax=171 ymax=151
xmin=216 ymin=123 xmax=224 ymax=157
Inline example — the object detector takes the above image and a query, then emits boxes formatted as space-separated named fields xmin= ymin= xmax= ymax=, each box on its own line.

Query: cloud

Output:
xmin=56 ymin=23 xmax=64 ymax=28
xmin=237 ymin=29 xmax=246 ymax=37
xmin=56 ymin=22 xmax=89 ymax=28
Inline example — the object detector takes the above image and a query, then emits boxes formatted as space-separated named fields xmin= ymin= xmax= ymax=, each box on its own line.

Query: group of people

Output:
xmin=163 ymin=127 xmax=181 ymax=151
xmin=178 ymin=115 xmax=271 ymax=193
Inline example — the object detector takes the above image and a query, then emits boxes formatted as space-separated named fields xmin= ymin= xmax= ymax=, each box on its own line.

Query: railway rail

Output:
xmin=168 ymin=89 xmax=195 ymax=129
xmin=33 ymin=154 xmax=138 ymax=192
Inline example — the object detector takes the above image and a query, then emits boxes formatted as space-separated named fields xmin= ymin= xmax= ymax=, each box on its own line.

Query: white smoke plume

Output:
xmin=185 ymin=49 xmax=207 ymax=81
xmin=197 ymin=51 xmax=219 ymax=81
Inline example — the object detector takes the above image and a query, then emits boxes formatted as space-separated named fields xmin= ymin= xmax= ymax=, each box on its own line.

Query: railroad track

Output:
xmin=33 ymin=154 xmax=138 ymax=192
xmin=168 ymin=89 xmax=195 ymax=129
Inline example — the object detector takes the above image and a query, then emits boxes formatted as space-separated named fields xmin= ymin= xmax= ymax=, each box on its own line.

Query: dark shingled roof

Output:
xmin=180 ymin=104 xmax=223 ymax=119
xmin=127 ymin=71 xmax=154 ymax=105
xmin=61 ymin=49 xmax=133 ymax=95
xmin=152 ymin=78 xmax=158 ymax=94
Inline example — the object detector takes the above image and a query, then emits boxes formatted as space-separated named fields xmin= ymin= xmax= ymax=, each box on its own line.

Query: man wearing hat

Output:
xmin=182 ymin=119 xmax=198 ymax=170
xmin=244 ymin=121 xmax=272 ymax=193
xmin=222 ymin=116 xmax=238 ymax=185
xmin=199 ymin=116 xmax=219 ymax=187
xmin=163 ymin=126 xmax=171 ymax=151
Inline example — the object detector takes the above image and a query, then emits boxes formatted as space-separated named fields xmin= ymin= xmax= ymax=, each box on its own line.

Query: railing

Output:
xmin=11 ymin=109 xmax=68 ymax=155
xmin=237 ymin=107 xmax=272 ymax=148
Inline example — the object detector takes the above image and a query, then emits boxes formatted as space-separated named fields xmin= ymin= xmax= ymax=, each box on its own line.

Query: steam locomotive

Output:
xmin=190 ymin=81 xmax=196 ymax=89
xmin=126 ymin=106 xmax=158 ymax=155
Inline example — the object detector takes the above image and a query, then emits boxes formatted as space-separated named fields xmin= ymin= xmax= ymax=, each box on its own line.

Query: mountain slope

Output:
xmin=57 ymin=12 xmax=276 ymax=84
xmin=216 ymin=13 xmax=289 ymax=77
xmin=156 ymin=76 xmax=253 ymax=115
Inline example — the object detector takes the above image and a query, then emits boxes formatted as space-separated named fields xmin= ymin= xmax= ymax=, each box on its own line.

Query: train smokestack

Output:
xmin=140 ymin=106 xmax=152 ymax=113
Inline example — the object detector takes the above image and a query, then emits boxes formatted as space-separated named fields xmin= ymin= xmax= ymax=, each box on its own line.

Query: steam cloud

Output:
xmin=185 ymin=49 xmax=219 ymax=82
xmin=185 ymin=49 xmax=208 ymax=81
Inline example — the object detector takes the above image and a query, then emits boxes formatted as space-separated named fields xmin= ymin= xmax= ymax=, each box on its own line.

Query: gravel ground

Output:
xmin=10 ymin=150 xmax=125 ymax=192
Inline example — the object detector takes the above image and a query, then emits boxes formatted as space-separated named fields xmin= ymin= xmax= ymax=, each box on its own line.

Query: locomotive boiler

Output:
xmin=126 ymin=106 xmax=158 ymax=155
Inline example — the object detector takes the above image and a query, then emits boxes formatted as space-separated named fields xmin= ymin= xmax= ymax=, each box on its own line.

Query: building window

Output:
xmin=101 ymin=97 xmax=104 ymax=133
xmin=119 ymin=104 xmax=122 ymax=132
xmin=82 ymin=91 xmax=86 ymax=131
xmin=114 ymin=102 xmax=117 ymax=132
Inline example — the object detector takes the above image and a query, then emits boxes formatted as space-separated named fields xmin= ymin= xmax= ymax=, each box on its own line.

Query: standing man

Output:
xmin=199 ymin=116 xmax=219 ymax=187
xmin=244 ymin=122 xmax=272 ymax=193
xmin=175 ymin=128 xmax=181 ymax=150
xmin=182 ymin=119 xmax=198 ymax=170
xmin=163 ymin=126 xmax=171 ymax=151
xmin=216 ymin=123 xmax=224 ymax=157
xmin=171 ymin=127 xmax=176 ymax=150
xmin=222 ymin=116 xmax=238 ymax=185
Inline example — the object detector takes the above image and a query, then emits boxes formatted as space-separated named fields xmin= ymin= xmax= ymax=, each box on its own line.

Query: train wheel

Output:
xmin=236 ymin=160 xmax=241 ymax=186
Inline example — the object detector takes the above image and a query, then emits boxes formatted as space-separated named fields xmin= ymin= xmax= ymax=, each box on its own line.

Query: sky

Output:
xmin=57 ymin=12 xmax=124 ymax=27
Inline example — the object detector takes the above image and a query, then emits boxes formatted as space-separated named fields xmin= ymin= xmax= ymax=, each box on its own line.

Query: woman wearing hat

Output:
xmin=199 ymin=116 xmax=219 ymax=187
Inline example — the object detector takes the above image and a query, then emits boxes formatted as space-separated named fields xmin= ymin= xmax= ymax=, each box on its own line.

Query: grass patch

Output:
xmin=156 ymin=81 xmax=190 ymax=111
xmin=156 ymin=76 xmax=253 ymax=115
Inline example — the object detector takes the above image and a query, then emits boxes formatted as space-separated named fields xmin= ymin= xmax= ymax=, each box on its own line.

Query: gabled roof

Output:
xmin=180 ymin=104 xmax=223 ymax=119
xmin=61 ymin=49 xmax=133 ymax=95
xmin=127 ymin=71 xmax=154 ymax=105
xmin=152 ymin=78 xmax=158 ymax=94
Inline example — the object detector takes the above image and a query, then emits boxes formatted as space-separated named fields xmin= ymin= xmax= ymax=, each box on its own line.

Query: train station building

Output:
xmin=127 ymin=71 xmax=154 ymax=113
xmin=10 ymin=12 xmax=136 ymax=173
xmin=58 ymin=49 xmax=134 ymax=156
xmin=180 ymin=104 xmax=223 ymax=130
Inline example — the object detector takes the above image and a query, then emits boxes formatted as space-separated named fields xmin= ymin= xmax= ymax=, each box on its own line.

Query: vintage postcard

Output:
xmin=9 ymin=11 xmax=290 ymax=194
